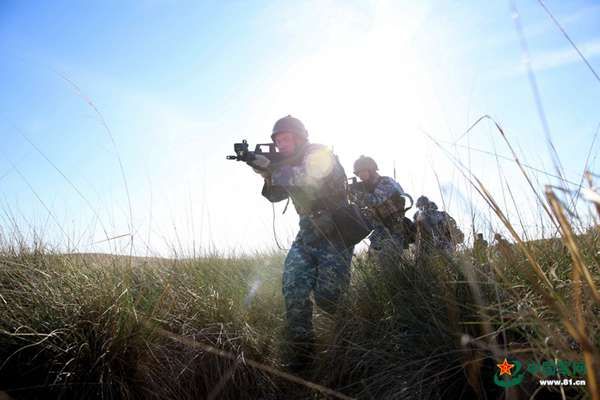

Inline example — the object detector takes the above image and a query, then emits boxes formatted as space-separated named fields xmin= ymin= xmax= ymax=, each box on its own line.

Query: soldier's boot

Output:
xmin=283 ymin=337 xmax=315 ymax=376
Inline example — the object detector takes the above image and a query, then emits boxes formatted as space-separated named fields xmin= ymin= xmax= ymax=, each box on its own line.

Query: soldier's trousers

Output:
xmin=282 ymin=237 xmax=353 ymax=361
xmin=369 ymin=235 xmax=405 ymax=272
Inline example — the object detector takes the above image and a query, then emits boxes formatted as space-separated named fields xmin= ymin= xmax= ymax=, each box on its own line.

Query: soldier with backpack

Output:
xmin=349 ymin=155 xmax=415 ymax=271
xmin=414 ymin=196 xmax=463 ymax=257
xmin=242 ymin=115 xmax=369 ymax=373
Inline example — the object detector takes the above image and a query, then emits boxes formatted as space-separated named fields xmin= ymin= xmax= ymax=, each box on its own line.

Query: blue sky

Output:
xmin=1 ymin=1 xmax=599 ymax=255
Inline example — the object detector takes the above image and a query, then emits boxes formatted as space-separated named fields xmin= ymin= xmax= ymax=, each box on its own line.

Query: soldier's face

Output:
xmin=357 ymin=170 xmax=371 ymax=182
xmin=273 ymin=132 xmax=297 ymax=156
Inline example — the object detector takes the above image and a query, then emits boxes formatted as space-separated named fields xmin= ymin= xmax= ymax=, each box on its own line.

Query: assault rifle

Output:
xmin=226 ymin=139 xmax=287 ymax=170
xmin=347 ymin=177 xmax=414 ymax=212
xmin=347 ymin=177 xmax=367 ymax=193
xmin=348 ymin=176 xmax=416 ymax=244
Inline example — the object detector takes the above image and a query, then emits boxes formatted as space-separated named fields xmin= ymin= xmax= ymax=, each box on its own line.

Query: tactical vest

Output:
xmin=287 ymin=144 xmax=348 ymax=216
xmin=283 ymin=144 xmax=368 ymax=247
xmin=369 ymin=177 xmax=406 ymax=227
xmin=373 ymin=191 xmax=406 ymax=223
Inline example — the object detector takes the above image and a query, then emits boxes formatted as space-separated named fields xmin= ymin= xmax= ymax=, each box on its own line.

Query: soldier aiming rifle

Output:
xmin=227 ymin=115 xmax=370 ymax=373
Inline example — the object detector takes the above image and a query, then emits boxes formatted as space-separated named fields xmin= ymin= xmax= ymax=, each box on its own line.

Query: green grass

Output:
xmin=1 ymin=221 xmax=599 ymax=399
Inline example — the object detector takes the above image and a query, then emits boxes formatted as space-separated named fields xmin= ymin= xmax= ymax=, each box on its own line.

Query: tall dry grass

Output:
xmin=1 ymin=185 xmax=599 ymax=399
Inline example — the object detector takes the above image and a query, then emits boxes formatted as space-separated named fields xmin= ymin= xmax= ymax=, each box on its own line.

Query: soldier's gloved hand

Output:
xmin=349 ymin=186 xmax=364 ymax=203
xmin=252 ymin=167 xmax=271 ymax=178
xmin=247 ymin=154 xmax=270 ymax=170
xmin=246 ymin=155 xmax=271 ymax=178
xmin=350 ymin=182 xmax=365 ymax=194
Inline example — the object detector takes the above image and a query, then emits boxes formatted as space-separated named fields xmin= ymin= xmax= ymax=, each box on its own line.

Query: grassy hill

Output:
xmin=1 ymin=224 xmax=599 ymax=399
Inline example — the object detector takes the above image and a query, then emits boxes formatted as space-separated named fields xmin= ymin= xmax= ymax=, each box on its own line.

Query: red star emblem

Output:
xmin=497 ymin=358 xmax=515 ymax=376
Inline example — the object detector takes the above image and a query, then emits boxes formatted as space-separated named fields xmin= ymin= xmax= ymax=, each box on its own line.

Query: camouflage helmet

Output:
xmin=416 ymin=196 xmax=430 ymax=209
xmin=271 ymin=115 xmax=308 ymax=141
xmin=353 ymin=155 xmax=378 ymax=174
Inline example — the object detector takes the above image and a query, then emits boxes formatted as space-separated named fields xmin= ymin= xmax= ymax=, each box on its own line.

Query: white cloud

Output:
xmin=490 ymin=37 xmax=600 ymax=80
xmin=528 ymin=38 xmax=600 ymax=72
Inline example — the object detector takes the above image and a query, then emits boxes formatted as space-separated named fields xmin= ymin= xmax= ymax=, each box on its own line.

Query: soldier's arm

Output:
xmin=361 ymin=178 xmax=404 ymax=207
xmin=261 ymin=178 xmax=289 ymax=203
xmin=413 ymin=211 xmax=419 ymax=222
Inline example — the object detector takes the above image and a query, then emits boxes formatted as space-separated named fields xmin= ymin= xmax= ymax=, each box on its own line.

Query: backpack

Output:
xmin=402 ymin=217 xmax=417 ymax=245
xmin=441 ymin=212 xmax=464 ymax=244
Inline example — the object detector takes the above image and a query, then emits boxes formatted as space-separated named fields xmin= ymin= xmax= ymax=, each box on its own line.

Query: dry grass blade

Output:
xmin=428 ymin=126 xmax=557 ymax=290
xmin=52 ymin=68 xmax=135 ymax=262
xmin=585 ymin=172 xmax=600 ymax=218
xmin=511 ymin=1 xmax=570 ymax=198
xmin=545 ymin=187 xmax=600 ymax=400
xmin=473 ymin=176 xmax=551 ymax=288
xmin=459 ymin=115 xmax=559 ymax=229
xmin=12 ymin=126 xmax=114 ymax=246
xmin=545 ymin=188 xmax=600 ymax=303
xmin=443 ymin=140 xmax=580 ymax=186
xmin=150 ymin=324 xmax=355 ymax=400
xmin=471 ymin=175 xmax=599 ymax=351
xmin=536 ymin=0 xmax=600 ymax=85
xmin=429 ymin=133 xmax=598 ymax=357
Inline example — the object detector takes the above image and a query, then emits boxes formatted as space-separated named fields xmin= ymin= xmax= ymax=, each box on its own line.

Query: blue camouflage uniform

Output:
xmin=414 ymin=204 xmax=462 ymax=254
xmin=350 ymin=176 xmax=407 ymax=268
xmin=261 ymin=143 xmax=353 ymax=366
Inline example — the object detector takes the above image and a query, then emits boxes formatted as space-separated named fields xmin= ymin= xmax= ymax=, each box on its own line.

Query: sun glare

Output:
xmin=305 ymin=147 xmax=335 ymax=181
xmin=262 ymin=2 xmax=447 ymax=188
